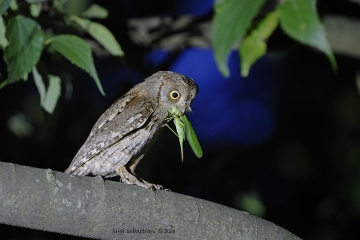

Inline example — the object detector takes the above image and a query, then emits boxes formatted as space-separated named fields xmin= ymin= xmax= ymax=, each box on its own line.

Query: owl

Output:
xmin=65 ymin=71 xmax=198 ymax=190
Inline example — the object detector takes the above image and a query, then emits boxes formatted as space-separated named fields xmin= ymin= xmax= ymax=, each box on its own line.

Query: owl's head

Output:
xmin=143 ymin=71 xmax=198 ymax=115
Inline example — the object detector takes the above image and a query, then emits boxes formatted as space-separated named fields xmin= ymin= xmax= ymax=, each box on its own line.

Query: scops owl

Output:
xmin=65 ymin=71 xmax=198 ymax=190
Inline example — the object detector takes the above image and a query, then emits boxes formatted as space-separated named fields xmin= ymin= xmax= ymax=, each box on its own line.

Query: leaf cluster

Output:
xmin=212 ymin=0 xmax=337 ymax=77
xmin=0 ymin=0 xmax=341 ymax=113
xmin=0 ymin=0 xmax=123 ymax=113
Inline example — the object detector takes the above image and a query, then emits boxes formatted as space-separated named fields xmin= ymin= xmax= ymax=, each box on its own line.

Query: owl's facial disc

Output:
xmin=162 ymin=86 xmax=195 ymax=115
xmin=150 ymin=71 xmax=198 ymax=116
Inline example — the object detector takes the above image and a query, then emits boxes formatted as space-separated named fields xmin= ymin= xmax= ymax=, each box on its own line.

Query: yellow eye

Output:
xmin=170 ymin=90 xmax=180 ymax=100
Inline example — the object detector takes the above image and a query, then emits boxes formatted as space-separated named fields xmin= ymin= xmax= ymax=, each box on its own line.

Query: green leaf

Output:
xmin=4 ymin=15 xmax=43 ymax=85
xmin=212 ymin=0 xmax=266 ymax=77
xmin=0 ymin=0 xmax=11 ymax=16
xmin=279 ymin=0 xmax=337 ymax=71
xmin=30 ymin=3 xmax=41 ymax=18
xmin=47 ymin=34 xmax=105 ymax=95
xmin=22 ymin=72 xmax=28 ymax=81
xmin=0 ymin=79 xmax=10 ymax=89
xmin=9 ymin=0 xmax=17 ymax=11
xmin=70 ymin=16 xmax=123 ymax=57
xmin=182 ymin=115 xmax=203 ymax=158
xmin=32 ymin=67 xmax=45 ymax=104
xmin=0 ymin=16 xmax=7 ymax=49
xmin=240 ymin=11 xmax=279 ymax=77
xmin=80 ymin=4 xmax=108 ymax=19
xmin=43 ymin=75 xmax=61 ymax=114
xmin=33 ymin=68 xmax=61 ymax=113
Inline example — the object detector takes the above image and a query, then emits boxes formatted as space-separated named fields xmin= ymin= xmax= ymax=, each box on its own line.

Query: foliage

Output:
xmin=212 ymin=0 xmax=337 ymax=77
xmin=0 ymin=0 xmax=338 ymax=112
xmin=0 ymin=0 xmax=123 ymax=113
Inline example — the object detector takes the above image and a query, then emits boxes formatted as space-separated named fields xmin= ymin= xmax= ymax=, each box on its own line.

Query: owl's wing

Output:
xmin=65 ymin=93 xmax=156 ymax=174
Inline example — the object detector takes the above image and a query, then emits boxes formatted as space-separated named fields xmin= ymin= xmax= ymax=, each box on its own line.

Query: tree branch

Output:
xmin=0 ymin=162 xmax=301 ymax=239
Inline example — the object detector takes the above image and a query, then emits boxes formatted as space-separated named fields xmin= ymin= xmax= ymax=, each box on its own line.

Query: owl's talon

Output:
xmin=117 ymin=165 xmax=166 ymax=190
xmin=138 ymin=178 xmax=168 ymax=190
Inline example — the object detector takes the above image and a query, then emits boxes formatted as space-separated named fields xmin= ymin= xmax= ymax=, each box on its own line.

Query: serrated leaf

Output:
xmin=240 ymin=11 xmax=279 ymax=77
xmin=47 ymin=34 xmax=105 ymax=95
xmin=43 ymin=75 xmax=61 ymax=114
xmin=32 ymin=67 xmax=45 ymax=104
xmin=279 ymin=0 xmax=337 ymax=71
xmin=80 ymin=4 xmax=108 ymax=19
xmin=70 ymin=16 xmax=123 ymax=57
xmin=0 ymin=16 xmax=7 ymax=48
xmin=4 ymin=15 xmax=44 ymax=85
xmin=0 ymin=0 xmax=11 ymax=16
xmin=212 ymin=0 xmax=266 ymax=77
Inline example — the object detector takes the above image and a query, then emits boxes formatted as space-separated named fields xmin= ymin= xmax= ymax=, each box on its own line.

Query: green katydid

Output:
xmin=174 ymin=117 xmax=185 ymax=161
xmin=166 ymin=107 xmax=203 ymax=161
xmin=182 ymin=114 xmax=203 ymax=158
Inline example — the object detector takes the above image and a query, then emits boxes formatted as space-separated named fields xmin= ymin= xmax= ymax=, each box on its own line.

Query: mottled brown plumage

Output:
xmin=65 ymin=71 xmax=198 ymax=189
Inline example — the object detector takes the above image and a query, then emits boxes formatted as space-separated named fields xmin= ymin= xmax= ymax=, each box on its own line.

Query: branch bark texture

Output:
xmin=0 ymin=162 xmax=301 ymax=239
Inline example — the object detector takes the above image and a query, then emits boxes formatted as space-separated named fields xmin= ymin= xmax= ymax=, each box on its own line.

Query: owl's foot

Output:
xmin=116 ymin=166 xmax=167 ymax=190
xmin=140 ymin=178 xmax=170 ymax=191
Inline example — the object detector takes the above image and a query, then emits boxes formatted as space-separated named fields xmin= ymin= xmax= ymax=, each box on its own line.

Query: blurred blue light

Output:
xmin=174 ymin=0 xmax=214 ymax=16
xmin=166 ymin=48 xmax=284 ymax=147
xmin=145 ymin=49 xmax=172 ymax=68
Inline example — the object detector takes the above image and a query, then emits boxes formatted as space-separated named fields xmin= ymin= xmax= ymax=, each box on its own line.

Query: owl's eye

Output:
xmin=170 ymin=90 xmax=180 ymax=100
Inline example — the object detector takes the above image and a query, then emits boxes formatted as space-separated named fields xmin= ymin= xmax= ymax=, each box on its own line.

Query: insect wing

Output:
xmin=182 ymin=115 xmax=203 ymax=158
xmin=174 ymin=117 xmax=185 ymax=162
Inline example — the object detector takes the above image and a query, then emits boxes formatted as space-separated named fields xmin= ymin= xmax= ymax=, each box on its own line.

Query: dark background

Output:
xmin=1 ymin=0 xmax=360 ymax=239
